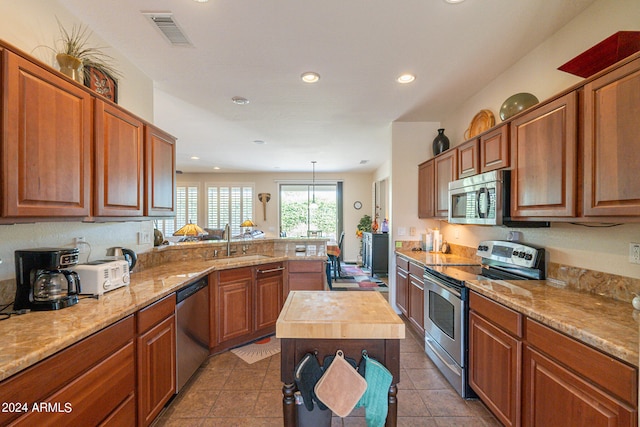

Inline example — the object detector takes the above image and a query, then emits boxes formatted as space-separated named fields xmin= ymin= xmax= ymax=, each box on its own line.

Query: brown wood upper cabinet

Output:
xmin=145 ymin=124 xmax=176 ymax=217
xmin=457 ymin=139 xmax=480 ymax=178
xmin=583 ymin=56 xmax=640 ymax=217
xmin=2 ymin=49 xmax=92 ymax=218
xmin=418 ymin=159 xmax=435 ymax=218
xmin=94 ymin=99 xmax=145 ymax=216
xmin=434 ymin=149 xmax=458 ymax=218
xmin=510 ymin=92 xmax=578 ymax=218
xmin=480 ymin=124 xmax=509 ymax=173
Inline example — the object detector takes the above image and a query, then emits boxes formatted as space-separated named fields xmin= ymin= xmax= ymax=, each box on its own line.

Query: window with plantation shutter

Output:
xmin=206 ymin=184 xmax=254 ymax=236
xmin=156 ymin=184 xmax=199 ymax=237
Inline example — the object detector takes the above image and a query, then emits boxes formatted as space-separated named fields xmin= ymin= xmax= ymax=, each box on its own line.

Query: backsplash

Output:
xmin=396 ymin=240 xmax=640 ymax=303
xmin=0 ymin=238 xmax=327 ymax=306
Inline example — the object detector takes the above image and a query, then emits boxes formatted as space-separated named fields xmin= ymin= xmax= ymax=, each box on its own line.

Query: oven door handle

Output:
xmin=423 ymin=271 xmax=461 ymax=298
xmin=425 ymin=336 xmax=462 ymax=375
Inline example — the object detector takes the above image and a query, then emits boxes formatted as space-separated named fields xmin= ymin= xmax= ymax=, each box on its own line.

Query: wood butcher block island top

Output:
xmin=276 ymin=291 xmax=405 ymax=339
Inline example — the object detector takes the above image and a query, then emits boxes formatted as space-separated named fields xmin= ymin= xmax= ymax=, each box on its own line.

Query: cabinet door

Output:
xmin=418 ymin=160 xmax=435 ymax=218
xmin=510 ymin=92 xmax=577 ymax=218
xmin=434 ymin=150 xmax=458 ymax=218
xmin=395 ymin=267 xmax=408 ymax=317
xmin=523 ymin=346 xmax=636 ymax=427
xmin=145 ymin=124 xmax=176 ymax=217
xmin=2 ymin=50 xmax=91 ymax=217
xmin=94 ymin=99 xmax=144 ymax=216
xmin=408 ymin=274 xmax=424 ymax=336
xmin=217 ymin=269 xmax=252 ymax=343
xmin=255 ymin=266 xmax=283 ymax=331
xmin=457 ymin=139 xmax=480 ymax=178
xmin=583 ymin=57 xmax=640 ymax=217
xmin=469 ymin=311 xmax=521 ymax=427
xmin=480 ymin=124 xmax=509 ymax=172
xmin=137 ymin=315 xmax=176 ymax=427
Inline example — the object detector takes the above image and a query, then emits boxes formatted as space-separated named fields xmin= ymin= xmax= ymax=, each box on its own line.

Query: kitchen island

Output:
xmin=276 ymin=291 xmax=405 ymax=426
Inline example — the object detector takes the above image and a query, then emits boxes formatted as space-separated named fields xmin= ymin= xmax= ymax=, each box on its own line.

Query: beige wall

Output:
xmin=0 ymin=0 xmax=154 ymax=121
xmin=178 ymin=172 xmax=375 ymax=263
xmin=393 ymin=0 xmax=640 ymax=281
xmin=0 ymin=0 xmax=157 ymax=280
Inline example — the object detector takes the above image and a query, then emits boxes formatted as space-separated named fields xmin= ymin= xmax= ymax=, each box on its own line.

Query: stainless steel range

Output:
xmin=423 ymin=240 xmax=546 ymax=398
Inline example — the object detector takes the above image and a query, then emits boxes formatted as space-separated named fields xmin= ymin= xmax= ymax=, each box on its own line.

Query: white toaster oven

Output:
xmin=73 ymin=260 xmax=130 ymax=295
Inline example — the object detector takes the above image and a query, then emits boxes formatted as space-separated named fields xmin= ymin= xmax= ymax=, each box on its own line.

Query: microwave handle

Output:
xmin=477 ymin=188 xmax=488 ymax=218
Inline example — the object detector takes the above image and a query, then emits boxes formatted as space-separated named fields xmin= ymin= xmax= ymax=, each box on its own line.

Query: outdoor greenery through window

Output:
xmin=280 ymin=183 xmax=339 ymax=239
xmin=207 ymin=184 xmax=254 ymax=237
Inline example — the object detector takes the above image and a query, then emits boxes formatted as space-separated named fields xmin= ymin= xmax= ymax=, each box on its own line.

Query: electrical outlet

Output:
xmin=409 ymin=227 xmax=416 ymax=236
xmin=138 ymin=231 xmax=152 ymax=245
xmin=630 ymin=243 xmax=640 ymax=264
xmin=74 ymin=237 xmax=85 ymax=246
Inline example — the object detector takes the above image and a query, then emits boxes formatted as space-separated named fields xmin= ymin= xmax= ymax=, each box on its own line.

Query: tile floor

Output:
xmin=153 ymin=312 xmax=501 ymax=427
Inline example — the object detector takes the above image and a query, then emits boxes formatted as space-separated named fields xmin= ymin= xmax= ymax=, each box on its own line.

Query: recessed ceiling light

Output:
xmin=192 ymin=0 xmax=209 ymax=2
xmin=301 ymin=72 xmax=320 ymax=83
xmin=397 ymin=74 xmax=416 ymax=84
xmin=253 ymin=140 xmax=266 ymax=145
xmin=232 ymin=96 xmax=249 ymax=105
xmin=444 ymin=0 xmax=465 ymax=3
xmin=213 ymin=166 xmax=220 ymax=170
xmin=190 ymin=156 xmax=200 ymax=160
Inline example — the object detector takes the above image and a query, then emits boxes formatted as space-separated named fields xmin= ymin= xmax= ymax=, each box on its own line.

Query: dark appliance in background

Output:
xmin=423 ymin=240 xmax=545 ymax=398
xmin=14 ymin=248 xmax=81 ymax=311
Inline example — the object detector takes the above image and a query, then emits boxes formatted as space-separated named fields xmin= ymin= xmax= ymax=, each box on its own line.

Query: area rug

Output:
xmin=230 ymin=335 xmax=280 ymax=364
xmin=332 ymin=263 xmax=388 ymax=292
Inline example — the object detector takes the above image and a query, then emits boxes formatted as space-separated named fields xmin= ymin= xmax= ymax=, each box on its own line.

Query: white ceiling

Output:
xmin=59 ymin=0 xmax=596 ymax=173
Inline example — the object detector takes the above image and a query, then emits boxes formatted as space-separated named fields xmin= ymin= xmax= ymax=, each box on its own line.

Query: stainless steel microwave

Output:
xmin=448 ymin=170 xmax=508 ymax=225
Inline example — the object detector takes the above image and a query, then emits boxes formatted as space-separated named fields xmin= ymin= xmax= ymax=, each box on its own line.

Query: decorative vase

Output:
xmin=56 ymin=53 xmax=83 ymax=83
xmin=432 ymin=128 xmax=450 ymax=156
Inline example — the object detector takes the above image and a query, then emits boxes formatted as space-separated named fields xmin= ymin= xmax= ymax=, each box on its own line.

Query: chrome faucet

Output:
xmin=225 ymin=223 xmax=231 ymax=256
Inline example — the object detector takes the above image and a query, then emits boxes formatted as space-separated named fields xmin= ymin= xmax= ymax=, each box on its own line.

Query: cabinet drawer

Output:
xmin=14 ymin=342 xmax=135 ymax=426
xmin=288 ymin=260 xmax=323 ymax=273
xmin=525 ymin=318 xmax=637 ymax=406
xmin=396 ymin=256 xmax=409 ymax=271
xmin=469 ymin=292 xmax=522 ymax=337
xmin=219 ymin=266 xmax=253 ymax=283
xmin=0 ymin=316 xmax=134 ymax=425
xmin=409 ymin=262 xmax=423 ymax=278
xmin=137 ymin=293 xmax=176 ymax=334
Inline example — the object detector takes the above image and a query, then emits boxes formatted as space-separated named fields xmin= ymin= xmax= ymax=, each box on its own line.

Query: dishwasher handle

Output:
xmin=257 ymin=266 xmax=285 ymax=274
xmin=176 ymin=276 xmax=208 ymax=303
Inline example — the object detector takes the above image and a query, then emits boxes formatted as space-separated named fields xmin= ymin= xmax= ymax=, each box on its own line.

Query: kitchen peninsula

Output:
xmin=0 ymin=237 xmax=328 ymax=426
xmin=276 ymin=291 xmax=405 ymax=427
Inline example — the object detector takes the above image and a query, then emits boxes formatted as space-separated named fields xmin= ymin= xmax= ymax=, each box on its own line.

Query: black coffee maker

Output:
xmin=14 ymin=248 xmax=81 ymax=311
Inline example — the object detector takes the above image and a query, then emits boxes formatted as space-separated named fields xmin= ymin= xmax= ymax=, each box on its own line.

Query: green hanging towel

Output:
xmin=355 ymin=352 xmax=393 ymax=427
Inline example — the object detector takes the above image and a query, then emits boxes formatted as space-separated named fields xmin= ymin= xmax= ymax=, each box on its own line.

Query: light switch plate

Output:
xmin=138 ymin=231 xmax=152 ymax=245
xmin=630 ymin=243 xmax=640 ymax=264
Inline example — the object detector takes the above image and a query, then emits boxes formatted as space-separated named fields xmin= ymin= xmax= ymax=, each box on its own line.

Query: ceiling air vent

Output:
xmin=142 ymin=12 xmax=193 ymax=46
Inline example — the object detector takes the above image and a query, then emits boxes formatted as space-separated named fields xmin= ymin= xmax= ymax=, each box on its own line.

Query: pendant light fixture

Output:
xmin=310 ymin=161 xmax=318 ymax=209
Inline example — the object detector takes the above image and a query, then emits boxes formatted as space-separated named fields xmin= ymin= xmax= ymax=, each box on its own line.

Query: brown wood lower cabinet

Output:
xmin=136 ymin=294 xmax=176 ymax=427
xmin=469 ymin=291 xmax=638 ymax=427
xmin=286 ymin=260 xmax=325 ymax=297
xmin=0 ymin=316 xmax=135 ymax=426
xmin=407 ymin=262 xmax=425 ymax=336
xmin=395 ymin=256 xmax=409 ymax=317
xmin=212 ymin=263 xmax=285 ymax=353
xmin=469 ymin=310 xmax=521 ymax=427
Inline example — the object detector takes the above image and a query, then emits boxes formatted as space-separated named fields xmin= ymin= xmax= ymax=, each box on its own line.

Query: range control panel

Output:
xmin=476 ymin=240 xmax=542 ymax=268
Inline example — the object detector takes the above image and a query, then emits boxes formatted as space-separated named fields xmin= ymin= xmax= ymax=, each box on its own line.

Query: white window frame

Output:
xmin=156 ymin=182 xmax=201 ymax=237
xmin=205 ymin=182 xmax=255 ymax=237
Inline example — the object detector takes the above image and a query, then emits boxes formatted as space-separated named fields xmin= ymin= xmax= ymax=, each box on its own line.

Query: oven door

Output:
xmin=423 ymin=271 xmax=464 ymax=366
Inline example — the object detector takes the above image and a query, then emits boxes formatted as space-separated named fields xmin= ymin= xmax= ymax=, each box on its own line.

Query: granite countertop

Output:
xmin=276 ymin=291 xmax=405 ymax=339
xmin=466 ymin=278 xmax=639 ymax=367
xmin=0 ymin=254 xmax=326 ymax=382
xmin=395 ymin=249 xmax=639 ymax=368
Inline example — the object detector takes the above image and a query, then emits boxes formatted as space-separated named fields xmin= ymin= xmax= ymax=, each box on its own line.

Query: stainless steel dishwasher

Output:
xmin=175 ymin=276 xmax=210 ymax=392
